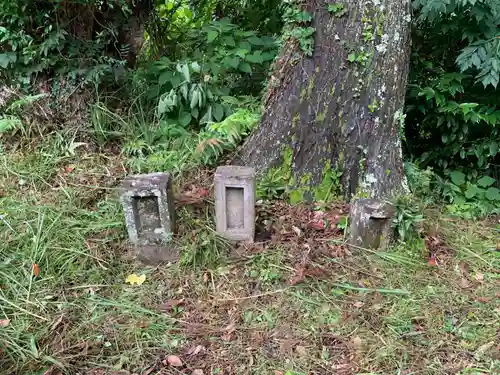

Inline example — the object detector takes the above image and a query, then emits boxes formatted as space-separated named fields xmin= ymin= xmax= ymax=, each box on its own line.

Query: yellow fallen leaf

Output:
xmin=125 ymin=273 xmax=146 ymax=286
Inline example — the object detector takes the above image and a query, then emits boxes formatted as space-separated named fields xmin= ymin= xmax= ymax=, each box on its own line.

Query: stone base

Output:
xmin=133 ymin=244 xmax=180 ymax=265
xmin=348 ymin=199 xmax=396 ymax=250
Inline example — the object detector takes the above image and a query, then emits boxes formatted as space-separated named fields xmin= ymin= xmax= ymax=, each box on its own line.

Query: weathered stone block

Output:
xmin=120 ymin=172 xmax=177 ymax=263
xmin=348 ymin=199 xmax=396 ymax=250
xmin=215 ymin=166 xmax=256 ymax=242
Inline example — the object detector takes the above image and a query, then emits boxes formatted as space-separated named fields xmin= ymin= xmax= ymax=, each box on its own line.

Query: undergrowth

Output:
xmin=0 ymin=135 xmax=498 ymax=375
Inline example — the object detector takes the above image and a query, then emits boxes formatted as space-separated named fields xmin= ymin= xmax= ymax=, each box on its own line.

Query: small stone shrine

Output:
xmin=120 ymin=172 xmax=177 ymax=264
xmin=214 ymin=166 xmax=256 ymax=242
xmin=348 ymin=198 xmax=396 ymax=250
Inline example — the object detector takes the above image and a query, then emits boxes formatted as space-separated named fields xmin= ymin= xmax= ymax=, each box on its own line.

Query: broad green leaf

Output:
xmin=190 ymin=61 xmax=201 ymax=73
xmin=489 ymin=141 xmax=498 ymax=156
xmin=449 ymin=171 xmax=466 ymax=186
xmin=179 ymin=112 xmax=192 ymax=127
xmin=179 ymin=83 xmax=188 ymax=100
xmin=477 ymin=175 xmax=496 ymax=187
xmin=176 ymin=63 xmax=190 ymax=82
xmin=295 ymin=11 xmax=313 ymax=22
xmin=207 ymin=30 xmax=218 ymax=42
xmin=418 ymin=87 xmax=435 ymax=100
xmin=239 ymin=62 xmax=252 ymax=74
xmin=247 ymin=36 xmax=263 ymax=45
xmin=262 ymin=52 xmax=276 ymax=61
xmin=347 ymin=53 xmax=356 ymax=63
xmin=191 ymin=107 xmax=199 ymax=119
xmin=190 ymin=89 xmax=199 ymax=109
xmin=226 ymin=57 xmax=240 ymax=69
xmin=246 ymin=51 xmax=263 ymax=64
xmin=239 ymin=41 xmax=252 ymax=52
xmin=235 ymin=49 xmax=249 ymax=58
xmin=464 ymin=185 xmax=483 ymax=199
xmin=213 ymin=103 xmax=224 ymax=122
xmin=159 ymin=71 xmax=173 ymax=86
xmin=485 ymin=187 xmax=500 ymax=201
xmin=223 ymin=36 xmax=236 ymax=46
xmin=200 ymin=106 xmax=213 ymax=124
xmin=0 ymin=52 xmax=16 ymax=69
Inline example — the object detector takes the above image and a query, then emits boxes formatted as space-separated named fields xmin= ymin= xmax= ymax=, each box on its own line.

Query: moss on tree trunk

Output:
xmin=234 ymin=0 xmax=412 ymax=201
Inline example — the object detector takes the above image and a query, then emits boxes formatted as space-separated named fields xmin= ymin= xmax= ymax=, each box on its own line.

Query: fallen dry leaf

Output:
xmin=475 ymin=272 xmax=484 ymax=282
xmin=308 ymin=219 xmax=325 ymax=230
xmin=459 ymin=278 xmax=472 ymax=289
xmin=192 ymin=370 xmax=204 ymax=375
xmin=125 ymin=273 xmax=146 ymax=286
xmin=187 ymin=344 xmax=206 ymax=356
xmin=427 ymin=256 xmax=437 ymax=266
xmin=0 ymin=319 xmax=10 ymax=328
xmin=476 ymin=297 xmax=492 ymax=303
xmin=159 ymin=299 xmax=185 ymax=313
xmin=166 ymin=355 xmax=183 ymax=367
xmin=351 ymin=336 xmax=363 ymax=351
xmin=289 ymin=266 xmax=305 ymax=285
xmin=295 ymin=345 xmax=307 ymax=356
xmin=42 ymin=366 xmax=63 ymax=375
xmin=292 ymin=225 xmax=302 ymax=237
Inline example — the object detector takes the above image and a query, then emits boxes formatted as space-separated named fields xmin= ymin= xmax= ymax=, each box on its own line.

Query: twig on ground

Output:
xmin=216 ymin=288 xmax=289 ymax=302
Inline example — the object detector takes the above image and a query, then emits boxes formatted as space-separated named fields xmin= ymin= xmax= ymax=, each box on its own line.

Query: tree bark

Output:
xmin=234 ymin=0 xmax=412 ymax=201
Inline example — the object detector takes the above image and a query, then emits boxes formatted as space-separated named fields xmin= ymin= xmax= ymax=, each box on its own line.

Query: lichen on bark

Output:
xmin=233 ymin=0 xmax=412 ymax=202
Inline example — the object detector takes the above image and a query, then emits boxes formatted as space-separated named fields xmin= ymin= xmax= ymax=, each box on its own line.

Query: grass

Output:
xmin=0 ymin=133 xmax=499 ymax=375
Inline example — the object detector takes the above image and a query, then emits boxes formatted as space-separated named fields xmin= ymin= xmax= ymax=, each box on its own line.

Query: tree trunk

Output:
xmin=234 ymin=0 xmax=411 ymax=201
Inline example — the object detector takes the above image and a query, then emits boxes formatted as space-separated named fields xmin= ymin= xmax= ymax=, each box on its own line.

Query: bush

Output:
xmin=406 ymin=0 xmax=500 ymax=184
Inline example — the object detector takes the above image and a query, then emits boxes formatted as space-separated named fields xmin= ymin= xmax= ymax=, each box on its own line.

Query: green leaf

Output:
xmin=477 ymin=175 xmax=496 ymax=188
xmin=465 ymin=185 xmax=483 ymax=199
xmin=239 ymin=41 xmax=252 ymax=52
xmin=247 ymin=36 xmax=263 ymax=45
xmin=213 ymin=103 xmax=224 ymax=122
xmin=489 ymin=141 xmax=498 ymax=156
xmin=295 ymin=11 xmax=313 ymax=22
xmin=239 ymin=62 xmax=252 ymax=74
xmin=159 ymin=71 xmax=173 ymax=86
xmin=347 ymin=53 xmax=356 ymax=63
xmin=179 ymin=112 xmax=192 ymax=127
xmin=226 ymin=57 xmax=240 ymax=69
xmin=246 ymin=51 xmax=263 ymax=64
xmin=418 ymin=87 xmax=435 ymax=100
xmin=176 ymin=63 xmax=190 ymax=82
xmin=450 ymin=171 xmax=466 ymax=186
xmin=485 ymin=187 xmax=500 ymax=201
xmin=223 ymin=36 xmax=236 ymax=46
xmin=191 ymin=107 xmax=199 ymax=119
xmin=0 ymin=117 xmax=21 ymax=133
xmin=0 ymin=52 xmax=17 ymax=69
xmin=207 ymin=30 xmax=218 ymax=42
xmin=190 ymin=89 xmax=199 ymax=109
xmin=190 ymin=61 xmax=201 ymax=73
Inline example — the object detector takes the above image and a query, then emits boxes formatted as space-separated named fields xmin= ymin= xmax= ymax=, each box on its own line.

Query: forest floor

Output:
xmin=0 ymin=137 xmax=499 ymax=375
